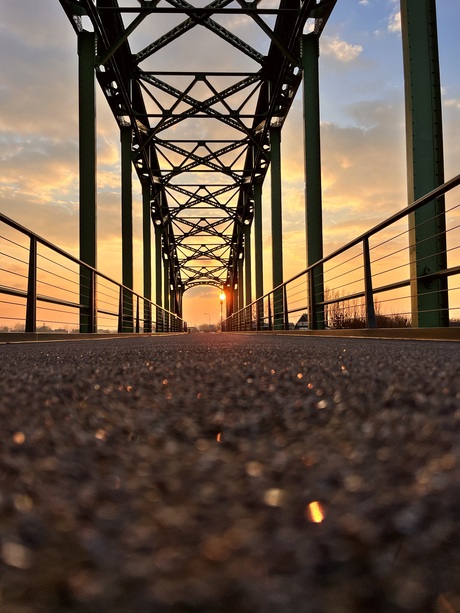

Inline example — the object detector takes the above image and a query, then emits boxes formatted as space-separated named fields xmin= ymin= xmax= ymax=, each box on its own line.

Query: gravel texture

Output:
xmin=0 ymin=333 xmax=459 ymax=613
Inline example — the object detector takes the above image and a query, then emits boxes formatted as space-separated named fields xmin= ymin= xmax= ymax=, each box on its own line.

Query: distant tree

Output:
xmin=324 ymin=288 xmax=410 ymax=329
xmin=37 ymin=323 xmax=53 ymax=332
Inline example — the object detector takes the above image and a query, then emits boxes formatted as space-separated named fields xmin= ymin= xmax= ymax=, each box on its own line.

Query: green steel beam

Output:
xmin=155 ymin=223 xmax=163 ymax=331
xmin=121 ymin=125 xmax=134 ymax=332
xmin=238 ymin=258 xmax=244 ymax=316
xmin=163 ymin=257 xmax=170 ymax=331
xmin=233 ymin=273 xmax=239 ymax=314
xmin=155 ymin=224 xmax=163 ymax=307
xmin=170 ymin=288 xmax=175 ymax=317
xmin=163 ymin=258 xmax=170 ymax=313
xmin=78 ymin=31 xmax=97 ymax=333
xmin=142 ymin=182 xmax=152 ymax=332
xmin=270 ymin=126 xmax=284 ymax=329
xmin=254 ymin=182 xmax=264 ymax=301
xmin=302 ymin=33 xmax=324 ymax=330
xmin=244 ymin=222 xmax=252 ymax=307
xmin=401 ymin=0 xmax=448 ymax=327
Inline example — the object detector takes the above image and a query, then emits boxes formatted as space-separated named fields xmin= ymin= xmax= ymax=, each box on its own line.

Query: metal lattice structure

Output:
xmin=59 ymin=0 xmax=336 ymax=318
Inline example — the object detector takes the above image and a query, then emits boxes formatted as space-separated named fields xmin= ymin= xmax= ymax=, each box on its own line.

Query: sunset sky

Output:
xmin=0 ymin=0 xmax=459 ymax=328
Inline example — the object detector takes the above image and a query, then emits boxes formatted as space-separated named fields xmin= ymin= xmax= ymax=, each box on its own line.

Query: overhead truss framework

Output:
xmin=59 ymin=0 xmax=335 ymax=299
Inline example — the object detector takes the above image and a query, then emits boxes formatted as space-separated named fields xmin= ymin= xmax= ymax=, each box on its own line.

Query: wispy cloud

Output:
xmin=388 ymin=10 xmax=401 ymax=34
xmin=321 ymin=36 xmax=363 ymax=63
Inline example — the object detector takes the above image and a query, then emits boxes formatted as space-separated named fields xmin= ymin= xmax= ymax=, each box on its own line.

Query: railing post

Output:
xmin=363 ymin=237 xmax=377 ymax=328
xmin=88 ymin=269 xmax=96 ymax=333
xmin=145 ymin=301 xmax=151 ymax=333
xmin=283 ymin=285 xmax=289 ymax=330
xmin=308 ymin=268 xmax=316 ymax=330
xmin=268 ymin=294 xmax=273 ymax=331
xmin=136 ymin=296 xmax=140 ymax=333
xmin=118 ymin=286 xmax=124 ymax=333
xmin=25 ymin=236 xmax=37 ymax=333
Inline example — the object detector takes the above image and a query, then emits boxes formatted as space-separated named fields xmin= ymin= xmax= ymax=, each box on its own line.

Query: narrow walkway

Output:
xmin=1 ymin=334 xmax=459 ymax=612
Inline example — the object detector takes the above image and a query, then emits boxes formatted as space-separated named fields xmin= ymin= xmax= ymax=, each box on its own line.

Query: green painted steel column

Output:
xmin=401 ymin=0 xmax=448 ymax=327
xmin=238 ymin=258 xmax=244 ymax=314
xmin=253 ymin=182 xmax=264 ymax=327
xmin=154 ymin=224 xmax=163 ymax=331
xmin=226 ymin=276 xmax=233 ymax=318
xmin=78 ymin=31 xmax=97 ymax=333
xmin=303 ymin=33 xmax=324 ymax=330
xmin=120 ymin=125 xmax=133 ymax=332
xmin=254 ymin=182 xmax=263 ymax=300
xmin=244 ymin=223 xmax=252 ymax=307
xmin=163 ymin=257 xmax=170 ymax=331
xmin=142 ymin=182 xmax=152 ymax=332
xmin=233 ymin=272 xmax=239 ymax=316
xmin=270 ymin=126 xmax=283 ymax=329
xmin=170 ymin=287 xmax=176 ymax=321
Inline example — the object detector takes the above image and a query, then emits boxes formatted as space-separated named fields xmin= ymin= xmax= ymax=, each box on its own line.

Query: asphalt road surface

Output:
xmin=0 ymin=333 xmax=459 ymax=613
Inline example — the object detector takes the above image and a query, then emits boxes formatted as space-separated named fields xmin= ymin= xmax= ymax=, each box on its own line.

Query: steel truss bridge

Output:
xmin=58 ymin=0 xmax=336 ymax=327
xmin=1 ymin=0 xmax=454 ymax=335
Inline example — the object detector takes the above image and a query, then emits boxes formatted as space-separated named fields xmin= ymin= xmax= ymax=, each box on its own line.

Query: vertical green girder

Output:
xmin=154 ymin=223 xmax=163 ymax=331
xmin=155 ymin=224 xmax=162 ymax=307
xmin=233 ymin=271 xmax=239 ymax=314
xmin=253 ymin=182 xmax=264 ymax=327
xmin=78 ymin=31 xmax=97 ymax=333
xmin=163 ymin=258 xmax=170 ymax=313
xmin=254 ymin=182 xmax=263 ymax=301
xmin=163 ymin=257 xmax=170 ymax=331
xmin=270 ymin=126 xmax=284 ymax=329
xmin=121 ymin=125 xmax=134 ymax=332
xmin=142 ymin=182 xmax=152 ymax=332
xmin=238 ymin=258 xmax=244 ymax=315
xmin=303 ymin=33 xmax=324 ymax=330
xmin=244 ymin=222 xmax=252 ymax=307
xmin=401 ymin=0 xmax=448 ymax=327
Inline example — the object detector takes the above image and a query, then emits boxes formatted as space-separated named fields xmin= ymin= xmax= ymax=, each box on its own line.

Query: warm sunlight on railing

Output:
xmin=223 ymin=175 xmax=460 ymax=334
xmin=0 ymin=213 xmax=185 ymax=335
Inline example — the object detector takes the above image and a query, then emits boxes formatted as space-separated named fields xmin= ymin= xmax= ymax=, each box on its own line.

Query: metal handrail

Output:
xmin=0 ymin=212 xmax=185 ymax=334
xmin=223 ymin=174 xmax=460 ymax=331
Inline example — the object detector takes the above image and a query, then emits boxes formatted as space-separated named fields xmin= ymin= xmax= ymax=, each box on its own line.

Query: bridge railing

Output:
xmin=223 ymin=175 xmax=460 ymax=332
xmin=0 ymin=213 xmax=185 ymax=335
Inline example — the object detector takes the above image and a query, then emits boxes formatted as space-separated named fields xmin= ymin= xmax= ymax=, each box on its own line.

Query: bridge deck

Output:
xmin=1 ymin=334 xmax=459 ymax=612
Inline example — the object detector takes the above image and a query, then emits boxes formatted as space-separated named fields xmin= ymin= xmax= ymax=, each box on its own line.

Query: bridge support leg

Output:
xmin=238 ymin=258 xmax=244 ymax=323
xmin=155 ymin=224 xmax=163 ymax=331
xmin=121 ymin=126 xmax=134 ymax=332
xmin=233 ymin=272 xmax=239 ymax=317
xmin=303 ymin=33 xmax=324 ymax=330
xmin=254 ymin=182 xmax=264 ymax=327
xmin=78 ymin=31 xmax=97 ymax=333
xmin=270 ymin=126 xmax=284 ymax=330
xmin=163 ymin=257 xmax=170 ymax=331
xmin=142 ymin=183 xmax=152 ymax=332
xmin=401 ymin=0 xmax=448 ymax=327
xmin=244 ymin=222 xmax=252 ymax=308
